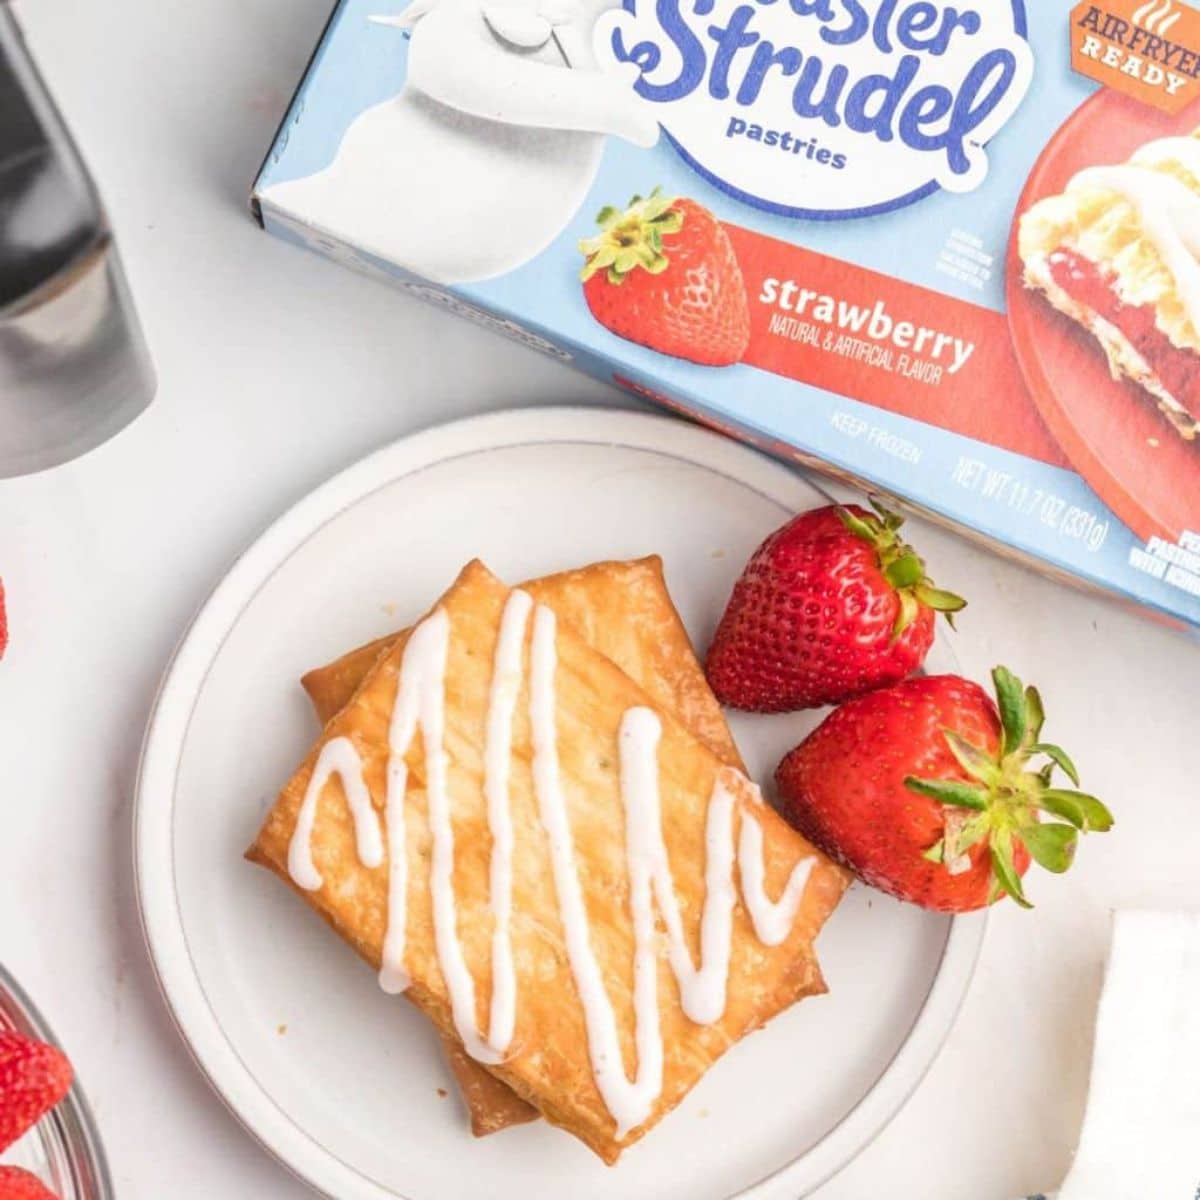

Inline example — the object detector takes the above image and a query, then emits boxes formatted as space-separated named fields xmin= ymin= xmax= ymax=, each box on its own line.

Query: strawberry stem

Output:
xmin=579 ymin=187 xmax=685 ymax=285
xmin=905 ymin=666 xmax=1113 ymax=908
xmin=835 ymin=502 xmax=965 ymax=637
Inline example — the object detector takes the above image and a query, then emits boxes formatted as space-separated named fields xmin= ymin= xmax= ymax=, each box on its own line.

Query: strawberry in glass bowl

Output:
xmin=0 ymin=967 xmax=111 ymax=1200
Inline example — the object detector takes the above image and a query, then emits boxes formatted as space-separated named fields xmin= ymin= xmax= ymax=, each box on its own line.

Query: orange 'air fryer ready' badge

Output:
xmin=1071 ymin=0 xmax=1200 ymax=113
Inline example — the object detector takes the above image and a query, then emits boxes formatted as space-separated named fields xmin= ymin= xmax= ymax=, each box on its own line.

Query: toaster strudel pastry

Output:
xmin=1019 ymin=131 xmax=1200 ymax=440
xmin=301 ymin=556 xmax=748 ymax=1137
xmin=248 ymin=560 xmax=847 ymax=1162
xmin=303 ymin=558 xmax=744 ymax=771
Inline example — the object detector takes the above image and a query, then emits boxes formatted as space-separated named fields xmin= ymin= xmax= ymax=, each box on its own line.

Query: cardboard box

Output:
xmin=253 ymin=0 xmax=1200 ymax=635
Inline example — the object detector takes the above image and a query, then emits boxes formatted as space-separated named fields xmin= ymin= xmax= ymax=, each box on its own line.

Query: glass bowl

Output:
xmin=0 ymin=965 xmax=113 ymax=1200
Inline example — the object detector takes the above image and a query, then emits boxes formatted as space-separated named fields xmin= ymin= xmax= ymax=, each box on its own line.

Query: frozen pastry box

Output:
xmin=252 ymin=0 xmax=1200 ymax=637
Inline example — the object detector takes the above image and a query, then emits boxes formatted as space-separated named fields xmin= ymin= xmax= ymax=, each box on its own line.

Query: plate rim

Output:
xmin=133 ymin=404 xmax=986 ymax=1200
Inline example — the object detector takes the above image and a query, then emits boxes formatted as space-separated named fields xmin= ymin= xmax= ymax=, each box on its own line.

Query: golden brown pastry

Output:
xmin=249 ymin=561 xmax=847 ymax=1162
xmin=302 ymin=557 xmax=743 ymax=770
xmin=442 ymin=1037 xmax=537 ymax=1135
xmin=300 ymin=557 xmax=744 ymax=1137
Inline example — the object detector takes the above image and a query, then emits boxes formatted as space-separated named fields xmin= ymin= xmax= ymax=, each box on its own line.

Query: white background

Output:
xmin=1 ymin=1 xmax=1194 ymax=1197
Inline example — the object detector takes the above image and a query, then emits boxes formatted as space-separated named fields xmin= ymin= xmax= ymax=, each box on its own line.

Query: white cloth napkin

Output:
xmin=1024 ymin=911 xmax=1200 ymax=1200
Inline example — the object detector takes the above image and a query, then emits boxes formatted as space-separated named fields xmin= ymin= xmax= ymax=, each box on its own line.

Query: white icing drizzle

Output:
xmin=375 ymin=611 xmax=446 ymax=995
xmin=620 ymin=707 xmax=737 ymax=1027
xmin=1070 ymin=151 xmax=1200 ymax=332
xmin=737 ymin=787 xmax=816 ymax=946
xmin=286 ymin=595 xmax=817 ymax=1137
xmin=376 ymin=600 xmax=527 ymax=1061
xmin=478 ymin=589 xmax=533 ymax=1057
xmin=620 ymin=711 xmax=815 ymax=1010
xmin=531 ymin=605 xmax=662 ymax=1136
xmin=1132 ymin=136 xmax=1200 ymax=180
xmin=288 ymin=737 xmax=383 ymax=891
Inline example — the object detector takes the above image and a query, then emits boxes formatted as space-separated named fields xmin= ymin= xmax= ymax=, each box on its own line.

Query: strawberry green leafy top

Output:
xmin=909 ymin=666 xmax=1113 ymax=908
xmin=579 ymin=188 xmax=684 ymax=286
xmin=836 ymin=500 xmax=966 ymax=638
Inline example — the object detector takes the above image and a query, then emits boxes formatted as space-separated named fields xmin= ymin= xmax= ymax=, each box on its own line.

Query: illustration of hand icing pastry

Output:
xmin=262 ymin=0 xmax=658 ymax=284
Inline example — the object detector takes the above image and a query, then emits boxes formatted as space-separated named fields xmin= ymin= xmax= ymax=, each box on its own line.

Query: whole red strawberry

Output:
xmin=0 ymin=1166 xmax=58 ymax=1199
xmin=776 ymin=668 xmax=1113 ymax=911
xmin=579 ymin=188 xmax=750 ymax=366
xmin=0 ymin=578 xmax=7 ymax=661
xmin=0 ymin=1033 xmax=72 ymax=1153
xmin=706 ymin=502 xmax=964 ymax=712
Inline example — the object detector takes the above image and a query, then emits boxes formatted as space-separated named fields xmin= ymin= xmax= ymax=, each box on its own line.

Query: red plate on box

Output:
xmin=1006 ymin=89 xmax=1200 ymax=543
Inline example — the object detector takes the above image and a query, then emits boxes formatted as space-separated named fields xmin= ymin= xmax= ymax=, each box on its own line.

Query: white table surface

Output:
xmin=2 ymin=2 xmax=1195 ymax=1197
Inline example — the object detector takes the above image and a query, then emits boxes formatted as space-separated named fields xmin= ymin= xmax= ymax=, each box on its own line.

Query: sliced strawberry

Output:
xmin=0 ymin=1033 xmax=73 ymax=1154
xmin=0 ymin=1166 xmax=59 ymax=1199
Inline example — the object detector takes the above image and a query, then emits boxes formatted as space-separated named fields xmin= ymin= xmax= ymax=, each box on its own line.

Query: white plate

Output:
xmin=135 ymin=407 xmax=984 ymax=1200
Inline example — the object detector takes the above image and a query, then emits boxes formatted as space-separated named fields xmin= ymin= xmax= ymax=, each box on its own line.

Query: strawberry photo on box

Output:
xmin=579 ymin=189 xmax=751 ymax=367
